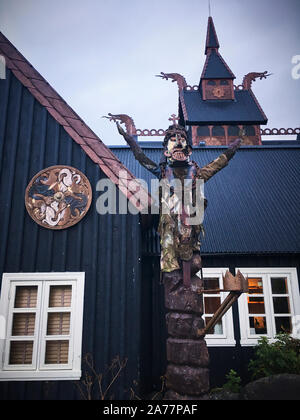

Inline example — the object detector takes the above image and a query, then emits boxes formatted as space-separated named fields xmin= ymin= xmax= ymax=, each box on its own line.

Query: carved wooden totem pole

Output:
xmin=111 ymin=115 xmax=242 ymax=399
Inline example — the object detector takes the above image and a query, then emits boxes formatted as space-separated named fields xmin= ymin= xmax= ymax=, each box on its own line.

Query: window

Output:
xmin=243 ymin=125 xmax=256 ymax=136
xmin=237 ymin=268 xmax=300 ymax=346
xmin=199 ymin=268 xmax=235 ymax=347
xmin=212 ymin=126 xmax=225 ymax=137
xmin=0 ymin=272 xmax=85 ymax=380
xmin=197 ymin=126 xmax=210 ymax=137
xmin=228 ymin=125 xmax=240 ymax=136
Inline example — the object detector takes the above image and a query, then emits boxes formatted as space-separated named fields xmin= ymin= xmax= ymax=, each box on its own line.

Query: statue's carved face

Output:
xmin=164 ymin=132 xmax=191 ymax=163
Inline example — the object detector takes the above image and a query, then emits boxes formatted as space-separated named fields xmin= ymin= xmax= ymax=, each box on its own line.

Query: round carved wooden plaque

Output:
xmin=25 ymin=165 xmax=92 ymax=229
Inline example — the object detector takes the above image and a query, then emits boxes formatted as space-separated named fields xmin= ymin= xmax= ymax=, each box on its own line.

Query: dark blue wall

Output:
xmin=0 ymin=70 xmax=141 ymax=400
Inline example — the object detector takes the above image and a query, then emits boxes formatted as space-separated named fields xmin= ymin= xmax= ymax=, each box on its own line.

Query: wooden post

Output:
xmin=163 ymin=261 xmax=210 ymax=400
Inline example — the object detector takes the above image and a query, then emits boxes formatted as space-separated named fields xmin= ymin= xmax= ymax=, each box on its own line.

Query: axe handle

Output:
xmin=204 ymin=291 xmax=240 ymax=335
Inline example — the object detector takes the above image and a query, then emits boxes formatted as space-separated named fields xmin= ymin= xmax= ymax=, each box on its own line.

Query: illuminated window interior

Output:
xmin=203 ymin=277 xmax=223 ymax=335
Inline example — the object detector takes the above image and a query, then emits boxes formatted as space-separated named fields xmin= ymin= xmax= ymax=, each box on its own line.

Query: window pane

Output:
xmin=249 ymin=317 xmax=267 ymax=334
xmin=273 ymin=297 xmax=291 ymax=314
xmin=248 ymin=297 xmax=265 ymax=314
xmin=197 ymin=126 xmax=210 ymax=136
xmin=275 ymin=317 xmax=292 ymax=334
xmin=248 ymin=278 xmax=263 ymax=294
xmin=12 ymin=313 xmax=35 ymax=336
xmin=204 ymin=317 xmax=223 ymax=335
xmin=45 ymin=340 xmax=69 ymax=364
xmin=212 ymin=126 xmax=225 ymax=136
xmin=9 ymin=341 xmax=33 ymax=364
xmin=204 ymin=297 xmax=221 ymax=313
xmin=14 ymin=286 xmax=38 ymax=308
xmin=271 ymin=277 xmax=288 ymax=294
xmin=243 ymin=125 xmax=256 ymax=136
xmin=47 ymin=313 xmax=70 ymax=335
xmin=49 ymin=286 xmax=72 ymax=307
xmin=203 ymin=278 xmax=219 ymax=290
xmin=228 ymin=125 xmax=240 ymax=136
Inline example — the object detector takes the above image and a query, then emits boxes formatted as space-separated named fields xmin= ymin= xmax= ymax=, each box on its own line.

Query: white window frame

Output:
xmin=237 ymin=267 xmax=300 ymax=346
xmin=0 ymin=272 xmax=85 ymax=381
xmin=198 ymin=268 xmax=236 ymax=347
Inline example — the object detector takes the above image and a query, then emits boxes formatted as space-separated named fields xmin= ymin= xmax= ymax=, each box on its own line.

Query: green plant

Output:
xmin=222 ymin=369 xmax=242 ymax=393
xmin=248 ymin=333 xmax=300 ymax=380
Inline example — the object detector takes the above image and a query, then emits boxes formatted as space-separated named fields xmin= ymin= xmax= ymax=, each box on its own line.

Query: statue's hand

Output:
xmin=228 ymin=138 xmax=242 ymax=152
xmin=223 ymin=138 xmax=241 ymax=161
xmin=116 ymin=122 xmax=126 ymax=137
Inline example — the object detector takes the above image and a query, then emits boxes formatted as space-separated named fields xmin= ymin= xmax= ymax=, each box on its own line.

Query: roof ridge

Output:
xmin=0 ymin=31 xmax=151 ymax=210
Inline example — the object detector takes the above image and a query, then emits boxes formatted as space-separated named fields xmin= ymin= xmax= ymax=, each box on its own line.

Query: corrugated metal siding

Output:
xmin=111 ymin=145 xmax=300 ymax=255
xmin=0 ymin=70 xmax=141 ymax=400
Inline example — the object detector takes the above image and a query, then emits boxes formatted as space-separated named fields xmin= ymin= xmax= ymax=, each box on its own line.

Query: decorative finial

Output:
xmin=102 ymin=113 xmax=136 ymax=135
xmin=168 ymin=114 xmax=179 ymax=125
xmin=242 ymin=71 xmax=273 ymax=90
xmin=156 ymin=72 xmax=188 ymax=90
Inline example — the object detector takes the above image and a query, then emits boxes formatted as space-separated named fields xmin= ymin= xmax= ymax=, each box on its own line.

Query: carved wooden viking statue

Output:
xmin=115 ymin=121 xmax=241 ymax=399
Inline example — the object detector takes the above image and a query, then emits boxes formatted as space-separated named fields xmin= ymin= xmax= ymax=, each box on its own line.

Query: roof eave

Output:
xmin=185 ymin=119 xmax=268 ymax=126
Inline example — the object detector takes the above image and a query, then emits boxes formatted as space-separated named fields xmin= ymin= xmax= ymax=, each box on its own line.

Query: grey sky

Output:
xmin=0 ymin=0 xmax=299 ymax=145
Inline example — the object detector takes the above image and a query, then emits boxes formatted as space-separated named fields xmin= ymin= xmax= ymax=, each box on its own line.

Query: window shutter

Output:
xmin=47 ymin=313 xmax=70 ymax=335
xmin=12 ymin=313 xmax=36 ymax=336
xmin=49 ymin=286 xmax=72 ymax=307
xmin=44 ymin=285 xmax=72 ymax=365
xmin=45 ymin=341 xmax=69 ymax=364
xmin=9 ymin=341 xmax=33 ymax=365
xmin=8 ymin=286 xmax=38 ymax=365
xmin=14 ymin=286 xmax=37 ymax=308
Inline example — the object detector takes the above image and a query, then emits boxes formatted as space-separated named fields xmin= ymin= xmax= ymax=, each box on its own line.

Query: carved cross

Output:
xmin=168 ymin=114 xmax=179 ymax=125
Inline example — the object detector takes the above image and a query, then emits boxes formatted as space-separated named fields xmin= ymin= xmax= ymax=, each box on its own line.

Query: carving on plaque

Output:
xmin=212 ymin=86 xmax=225 ymax=98
xmin=25 ymin=165 xmax=92 ymax=229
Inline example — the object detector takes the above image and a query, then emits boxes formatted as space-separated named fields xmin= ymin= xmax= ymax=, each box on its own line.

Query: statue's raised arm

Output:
xmin=116 ymin=123 xmax=160 ymax=176
xmin=200 ymin=138 xmax=241 ymax=182
xmin=103 ymin=113 xmax=160 ymax=177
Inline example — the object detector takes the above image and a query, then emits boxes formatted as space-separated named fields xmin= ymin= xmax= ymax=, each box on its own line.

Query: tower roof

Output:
xmin=181 ymin=16 xmax=267 ymax=126
xmin=201 ymin=49 xmax=235 ymax=79
xmin=201 ymin=17 xmax=235 ymax=80
xmin=205 ymin=16 xmax=220 ymax=54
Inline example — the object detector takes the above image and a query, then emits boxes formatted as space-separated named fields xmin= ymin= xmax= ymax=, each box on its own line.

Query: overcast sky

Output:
xmin=0 ymin=0 xmax=299 ymax=145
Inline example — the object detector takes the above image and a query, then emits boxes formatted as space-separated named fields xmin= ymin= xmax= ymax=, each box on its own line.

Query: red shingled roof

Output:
xmin=0 ymin=31 xmax=151 ymax=211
